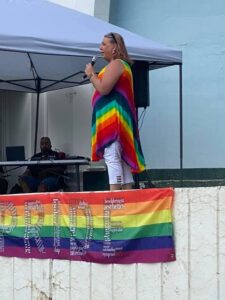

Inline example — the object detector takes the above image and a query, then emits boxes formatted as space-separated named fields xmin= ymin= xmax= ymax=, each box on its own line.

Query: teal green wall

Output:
xmin=110 ymin=0 xmax=225 ymax=169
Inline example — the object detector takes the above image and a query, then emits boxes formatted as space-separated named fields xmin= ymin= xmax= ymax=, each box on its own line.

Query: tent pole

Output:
xmin=34 ymin=79 xmax=40 ymax=154
xmin=179 ymin=64 xmax=183 ymax=187
xmin=134 ymin=107 xmax=140 ymax=189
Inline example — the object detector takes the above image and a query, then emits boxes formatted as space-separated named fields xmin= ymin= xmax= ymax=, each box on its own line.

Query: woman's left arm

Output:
xmin=85 ymin=59 xmax=124 ymax=95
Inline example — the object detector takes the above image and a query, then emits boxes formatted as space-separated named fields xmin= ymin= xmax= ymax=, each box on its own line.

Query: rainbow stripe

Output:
xmin=0 ymin=188 xmax=175 ymax=263
xmin=91 ymin=60 xmax=145 ymax=173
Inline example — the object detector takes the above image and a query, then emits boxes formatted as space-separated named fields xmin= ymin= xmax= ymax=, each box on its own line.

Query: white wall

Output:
xmin=49 ymin=0 xmax=110 ymax=19
xmin=49 ymin=0 xmax=95 ymax=14
xmin=0 ymin=91 xmax=33 ymax=159
xmin=0 ymin=186 xmax=224 ymax=299
xmin=94 ymin=0 xmax=110 ymax=21
xmin=0 ymin=92 xmax=34 ymax=190
xmin=44 ymin=86 xmax=93 ymax=157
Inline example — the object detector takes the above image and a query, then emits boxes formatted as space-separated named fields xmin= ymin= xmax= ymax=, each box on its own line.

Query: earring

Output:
xmin=112 ymin=49 xmax=116 ymax=54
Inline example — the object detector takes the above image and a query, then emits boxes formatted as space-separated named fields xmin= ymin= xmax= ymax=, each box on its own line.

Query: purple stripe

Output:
xmin=1 ymin=247 xmax=175 ymax=264
xmin=95 ymin=135 xmax=117 ymax=153
xmin=82 ymin=248 xmax=176 ymax=264
xmin=92 ymin=93 xmax=102 ymax=107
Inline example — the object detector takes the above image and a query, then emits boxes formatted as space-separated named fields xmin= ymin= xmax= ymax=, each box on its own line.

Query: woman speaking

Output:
xmin=85 ymin=32 xmax=145 ymax=191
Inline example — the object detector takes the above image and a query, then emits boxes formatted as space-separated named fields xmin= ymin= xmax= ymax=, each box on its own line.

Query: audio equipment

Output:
xmin=132 ymin=61 xmax=150 ymax=108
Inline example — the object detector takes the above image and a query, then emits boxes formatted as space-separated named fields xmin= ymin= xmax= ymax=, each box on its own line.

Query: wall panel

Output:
xmin=0 ymin=187 xmax=224 ymax=299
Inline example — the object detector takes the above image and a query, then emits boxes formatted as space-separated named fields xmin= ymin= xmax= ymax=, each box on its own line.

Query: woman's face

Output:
xmin=99 ymin=37 xmax=115 ymax=62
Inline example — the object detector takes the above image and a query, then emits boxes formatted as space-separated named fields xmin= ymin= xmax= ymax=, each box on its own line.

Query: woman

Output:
xmin=85 ymin=32 xmax=145 ymax=190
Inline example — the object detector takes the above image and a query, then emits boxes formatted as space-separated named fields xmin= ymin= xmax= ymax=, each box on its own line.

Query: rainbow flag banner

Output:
xmin=0 ymin=188 xmax=175 ymax=264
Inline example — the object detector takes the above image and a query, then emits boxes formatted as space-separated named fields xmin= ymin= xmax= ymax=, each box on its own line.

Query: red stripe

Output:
xmin=0 ymin=193 xmax=53 ymax=205
xmin=63 ymin=189 xmax=174 ymax=205
xmin=0 ymin=189 xmax=173 ymax=206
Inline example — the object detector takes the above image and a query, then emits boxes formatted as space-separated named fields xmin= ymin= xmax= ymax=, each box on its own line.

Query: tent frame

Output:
xmin=0 ymin=0 xmax=183 ymax=184
xmin=1 ymin=59 xmax=184 ymax=185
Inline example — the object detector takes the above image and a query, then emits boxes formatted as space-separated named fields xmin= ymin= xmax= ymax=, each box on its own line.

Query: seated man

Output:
xmin=0 ymin=166 xmax=8 ymax=194
xmin=19 ymin=136 xmax=66 ymax=193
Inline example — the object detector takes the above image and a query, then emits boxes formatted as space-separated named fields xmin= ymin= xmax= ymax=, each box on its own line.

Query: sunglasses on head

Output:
xmin=109 ymin=32 xmax=117 ymax=44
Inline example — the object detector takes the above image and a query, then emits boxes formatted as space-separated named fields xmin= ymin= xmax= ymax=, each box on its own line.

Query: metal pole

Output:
xmin=179 ymin=64 xmax=183 ymax=187
xmin=134 ymin=107 xmax=140 ymax=189
xmin=34 ymin=78 xmax=40 ymax=154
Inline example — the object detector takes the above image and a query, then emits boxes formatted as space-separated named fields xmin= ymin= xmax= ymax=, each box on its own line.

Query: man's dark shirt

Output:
xmin=29 ymin=150 xmax=65 ymax=178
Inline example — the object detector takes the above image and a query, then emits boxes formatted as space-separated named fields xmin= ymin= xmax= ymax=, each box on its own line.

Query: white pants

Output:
xmin=104 ymin=141 xmax=134 ymax=185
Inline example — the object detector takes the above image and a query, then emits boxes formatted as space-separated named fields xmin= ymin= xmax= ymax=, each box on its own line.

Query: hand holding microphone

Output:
xmin=83 ymin=56 xmax=96 ymax=79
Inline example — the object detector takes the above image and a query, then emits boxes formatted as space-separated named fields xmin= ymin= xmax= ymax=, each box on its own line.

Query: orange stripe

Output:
xmin=5 ymin=196 xmax=172 ymax=218
xmin=96 ymin=114 xmax=117 ymax=130
xmin=0 ymin=189 xmax=173 ymax=207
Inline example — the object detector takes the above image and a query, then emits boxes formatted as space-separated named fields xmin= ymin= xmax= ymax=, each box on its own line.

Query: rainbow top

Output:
xmin=91 ymin=60 xmax=145 ymax=173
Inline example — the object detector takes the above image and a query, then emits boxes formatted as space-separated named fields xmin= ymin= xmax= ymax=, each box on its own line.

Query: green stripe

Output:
xmin=96 ymin=100 xmax=116 ymax=119
xmin=134 ymin=139 xmax=145 ymax=165
xmin=95 ymin=101 xmax=132 ymax=131
xmin=6 ymin=223 xmax=173 ymax=240
xmin=92 ymin=101 xmax=116 ymax=137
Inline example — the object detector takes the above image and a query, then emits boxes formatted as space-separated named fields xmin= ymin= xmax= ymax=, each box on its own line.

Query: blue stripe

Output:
xmin=4 ymin=236 xmax=174 ymax=251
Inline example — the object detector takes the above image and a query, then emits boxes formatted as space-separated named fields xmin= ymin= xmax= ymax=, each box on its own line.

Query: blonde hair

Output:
xmin=104 ymin=32 xmax=133 ymax=65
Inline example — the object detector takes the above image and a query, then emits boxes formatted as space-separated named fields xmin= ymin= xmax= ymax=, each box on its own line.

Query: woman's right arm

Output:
xmin=86 ymin=59 xmax=124 ymax=95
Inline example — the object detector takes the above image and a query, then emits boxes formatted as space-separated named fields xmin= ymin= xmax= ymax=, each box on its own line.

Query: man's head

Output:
xmin=40 ymin=137 xmax=52 ymax=153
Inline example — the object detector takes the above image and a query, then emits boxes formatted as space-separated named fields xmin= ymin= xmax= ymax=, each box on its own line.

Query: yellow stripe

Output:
xmin=3 ymin=210 xmax=172 ymax=228
xmin=96 ymin=107 xmax=116 ymax=127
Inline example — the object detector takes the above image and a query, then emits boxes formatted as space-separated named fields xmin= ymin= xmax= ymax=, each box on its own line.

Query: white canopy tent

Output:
xmin=0 ymin=0 xmax=183 ymax=179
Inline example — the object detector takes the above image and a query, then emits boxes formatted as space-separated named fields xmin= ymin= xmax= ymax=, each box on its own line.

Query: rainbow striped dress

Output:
xmin=91 ymin=60 xmax=145 ymax=173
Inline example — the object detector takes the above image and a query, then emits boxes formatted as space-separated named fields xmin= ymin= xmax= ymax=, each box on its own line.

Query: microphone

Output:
xmin=83 ymin=56 xmax=96 ymax=79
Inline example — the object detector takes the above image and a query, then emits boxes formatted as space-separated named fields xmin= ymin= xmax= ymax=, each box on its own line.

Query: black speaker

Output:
xmin=0 ymin=178 xmax=8 ymax=194
xmin=83 ymin=170 xmax=109 ymax=191
xmin=132 ymin=61 xmax=150 ymax=108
